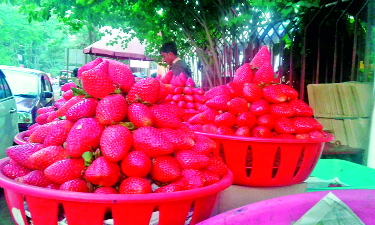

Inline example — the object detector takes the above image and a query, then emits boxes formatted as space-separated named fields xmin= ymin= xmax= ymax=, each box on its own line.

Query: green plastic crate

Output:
xmin=308 ymin=159 xmax=375 ymax=191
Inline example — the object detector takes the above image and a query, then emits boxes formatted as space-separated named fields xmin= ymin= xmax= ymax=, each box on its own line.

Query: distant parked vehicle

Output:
xmin=0 ymin=69 xmax=19 ymax=158
xmin=0 ymin=66 xmax=54 ymax=131
xmin=59 ymin=70 xmax=73 ymax=86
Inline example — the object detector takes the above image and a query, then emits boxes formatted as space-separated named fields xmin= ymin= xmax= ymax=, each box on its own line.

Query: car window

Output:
xmin=41 ymin=76 xmax=46 ymax=93
xmin=0 ymin=77 xmax=6 ymax=99
xmin=3 ymin=69 xmax=39 ymax=97
xmin=43 ymin=75 xmax=52 ymax=92
xmin=3 ymin=77 xmax=12 ymax=97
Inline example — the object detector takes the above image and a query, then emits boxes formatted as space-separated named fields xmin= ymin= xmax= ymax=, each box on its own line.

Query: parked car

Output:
xmin=59 ymin=70 xmax=73 ymax=86
xmin=0 ymin=66 xmax=55 ymax=131
xmin=0 ymin=69 xmax=19 ymax=159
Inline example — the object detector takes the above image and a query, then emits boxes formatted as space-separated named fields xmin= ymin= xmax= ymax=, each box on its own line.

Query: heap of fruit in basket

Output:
xmin=3 ymin=58 xmax=228 ymax=194
xmin=185 ymin=46 xmax=325 ymax=139
xmin=156 ymin=70 xmax=206 ymax=111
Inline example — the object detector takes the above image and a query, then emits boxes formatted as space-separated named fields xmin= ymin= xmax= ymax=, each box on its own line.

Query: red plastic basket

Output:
xmin=14 ymin=131 xmax=28 ymax=145
xmin=0 ymin=158 xmax=233 ymax=225
xmin=184 ymin=110 xmax=199 ymax=122
xmin=196 ymin=132 xmax=333 ymax=187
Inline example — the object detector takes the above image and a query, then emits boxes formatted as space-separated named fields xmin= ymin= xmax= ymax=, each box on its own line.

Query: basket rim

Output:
xmin=0 ymin=158 xmax=233 ymax=203
xmin=14 ymin=131 xmax=28 ymax=145
xmin=195 ymin=132 xmax=334 ymax=144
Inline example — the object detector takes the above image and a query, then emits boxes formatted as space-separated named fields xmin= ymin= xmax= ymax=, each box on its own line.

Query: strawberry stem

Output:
xmin=82 ymin=151 xmax=94 ymax=167
xmin=119 ymin=122 xmax=135 ymax=130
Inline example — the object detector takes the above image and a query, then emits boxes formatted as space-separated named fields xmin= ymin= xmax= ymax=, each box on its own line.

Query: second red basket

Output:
xmin=196 ymin=132 xmax=333 ymax=187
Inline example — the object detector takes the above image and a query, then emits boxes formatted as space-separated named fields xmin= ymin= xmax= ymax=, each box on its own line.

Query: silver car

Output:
xmin=0 ymin=70 xmax=19 ymax=159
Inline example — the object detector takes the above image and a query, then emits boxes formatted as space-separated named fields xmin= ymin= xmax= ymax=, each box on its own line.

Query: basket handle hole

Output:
xmin=293 ymin=147 xmax=305 ymax=178
xmin=272 ymin=147 xmax=281 ymax=179
xmin=246 ymin=145 xmax=252 ymax=178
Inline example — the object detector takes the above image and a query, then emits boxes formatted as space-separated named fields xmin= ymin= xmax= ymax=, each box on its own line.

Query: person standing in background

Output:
xmin=160 ymin=42 xmax=192 ymax=78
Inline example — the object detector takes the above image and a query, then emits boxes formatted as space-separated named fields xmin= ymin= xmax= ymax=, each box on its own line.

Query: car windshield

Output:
xmin=2 ymin=69 xmax=39 ymax=98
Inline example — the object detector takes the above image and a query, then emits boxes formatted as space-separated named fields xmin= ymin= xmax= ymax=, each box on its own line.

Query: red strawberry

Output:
xmin=177 ymin=169 xmax=205 ymax=190
xmin=216 ymin=126 xmax=235 ymax=136
xmin=274 ymin=117 xmax=296 ymax=134
xmin=307 ymin=117 xmax=323 ymax=130
xmin=190 ymin=124 xmax=203 ymax=132
xmin=29 ymin=146 xmax=68 ymax=170
xmin=54 ymin=99 xmax=67 ymax=110
xmin=256 ymin=114 xmax=276 ymax=130
xmin=37 ymin=106 xmax=55 ymax=115
xmin=309 ymin=130 xmax=325 ymax=138
xmin=289 ymin=99 xmax=314 ymax=117
xmin=243 ymin=84 xmax=263 ymax=102
xmin=226 ymin=82 xmax=243 ymax=98
xmin=236 ymin=112 xmax=257 ymax=129
xmin=250 ymin=45 xmax=271 ymax=68
xmin=251 ymin=126 xmax=272 ymax=138
xmin=159 ymin=83 xmax=173 ymax=100
xmin=163 ymin=103 xmax=186 ymax=119
xmin=205 ymin=85 xmax=231 ymax=100
xmin=188 ymin=114 xmax=204 ymax=125
xmin=94 ymin=187 xmax=119 ymax=194
xmin=191 ymin=135 xmax=216 ymax=155
xmin=65 ymin=98 xmax=98 ymax=122
xmin=105 ymin=59 xmax=135 ymax=93
xmin=119 ymin=177 xmax=152 ymax=194
xmin=2 ymin=163 xmax=32 ymax=179
xmin=96 ymin=94 xmax=128 ymax=125
xmin=193 ymin=94 xmax=206 ymax=104
xmin=132 ymin=127 xmax=174 ymax=157
xmin=171 ymin=76 xmax=185 ymax=87
xmin=127 ymin=103 xmax=154 ymax=127
xmin=36 ymin=111 xmax=53 ymax=125
xmin=183 ymin=86 xmax=194 ymax=95
xmin=198 ymin=104 xmax=211 ymax=112
xmin=47 ymin=111 xmax=58 ymax=123
xmin=293 ymin=117 xmax=314 ymax=134
xmin=159 ymin=128 xmax=195 ymax=152
xmin=44 ymin=158 xmax=85 ymax=184
xmin=227 ymin=97 xmax=248 ymax=115
xmin=81 ymin=61 xmax=116 ymax=98
xmin=66 ymin=118 xmax=104 ymax=158
xmin=200 ymin=109 xmax=220 ymax=124
xmin=151 ymin=155 xmax=181 ymax=183
xmin=185 ymin=95 xmax=194 ymax=103
xmin=193 ymin=88 xmax=205 ymax=95
xmin=177 ymin=101 xmax=187 ymax=109
xmin=56 ymin=95 xmax=85 ymax=117
xmin=154 ymin=183 xmax=182 ymax=193
xmin=77 ymin=58 xmax=103 ymax=79
xmin=100 ymin=125 xmax=133 ymax=162
xmin=296 ymin=133 xmax=311 ymax=139
xmin=270 ymin=103 xmax=296 ymax=118
xmin=202 ymin=124 xmax=218 ymax=134
xmin=85 ymin=156 xmax=120 ymax=187
xmin=61 ymin=82 xmax=78 ymax=92
xmin=6 ymin=143 xmax=44 ymax=169
xmin=121 ymin=151 xmax=151 ymax=178
xmin=278 ymin=134 xmax=296 ymax=139
xmin=59 ymin=179 xmax=89 ymax=192
xmin=252 ymin=62 xmax=274 ymax=85
xmin=201 ymin=169 xmax=221 ymax=186
xmin=44 ymin=120 xmax=74 ymax=147
xmin=214 ymin=112 xmax=236 ymax=127
xmin=249 ymin=99 xmax=271 ymax=117
xmin=185 ymin=78 xmax=195 ymax=88
xmin=175 ymin=123 xmax=197 ymax=140
xmin=233 ymin=63 xmax=253 ymax=87
xmin=206 ymin=95 xmax=231 ymax=111
xmin=207 ymin=154 xmax=228 ymax=177
xmin=151 ymin=104 xmax=181 ymax=128
xmin=262 ymin=84 xmax=299 ymax=103
xmin=179 ymin=72 xmax=187 ymax=84
xmin=127 ymin=77 xmax=160 ymax=104
xmin=28 ymin=123 xmax=40 ymax=131
xmin=235 ymin=126 xmax=251 ymax=137
xmin=15 ymin=170 xmax=52 ymax=187
xmin=29 ymin=122 xmax=57 ymax=144
xmin=63 ymin=89 xmax=74 ymax=100
xmin=161 ymin=70 xmax=173 ymax=84
xmin=176 ymin=150 xmax=210 ymax=170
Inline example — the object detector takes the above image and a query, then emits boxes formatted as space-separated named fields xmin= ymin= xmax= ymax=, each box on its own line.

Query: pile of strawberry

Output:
xmin=186 ymin=46 xmax=325 ymax=139
xmin=3 ymin=58 xmax=228 ymax=194
xmin=156 ymin=71 xmax=205 ymax=111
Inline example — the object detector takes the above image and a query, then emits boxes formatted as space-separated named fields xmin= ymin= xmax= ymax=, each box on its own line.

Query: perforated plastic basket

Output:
xmin=0 ymin=158 xmax=233 ymax=225
xmin=198 ymin=189 xmax=375 ymax=225
xmin=14 ymin=131 xmax=28 ymax=145
xmin=196 ymin=132 xmax=333 ymax=187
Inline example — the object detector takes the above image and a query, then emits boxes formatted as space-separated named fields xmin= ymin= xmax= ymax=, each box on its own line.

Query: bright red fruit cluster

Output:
xmin=186 ymin=46 xmax=326 ymax=139
xmin=3 ymin=58 xmax=228 ymax=195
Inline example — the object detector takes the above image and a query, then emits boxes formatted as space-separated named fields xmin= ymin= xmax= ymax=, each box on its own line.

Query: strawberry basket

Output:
xmin=0 ymin=158 xmax=233 ymax=225
xmin=14 ymin=131 xmax=28 ymax=145
xmin=196 ymin=132 xmax=333 ymax=187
